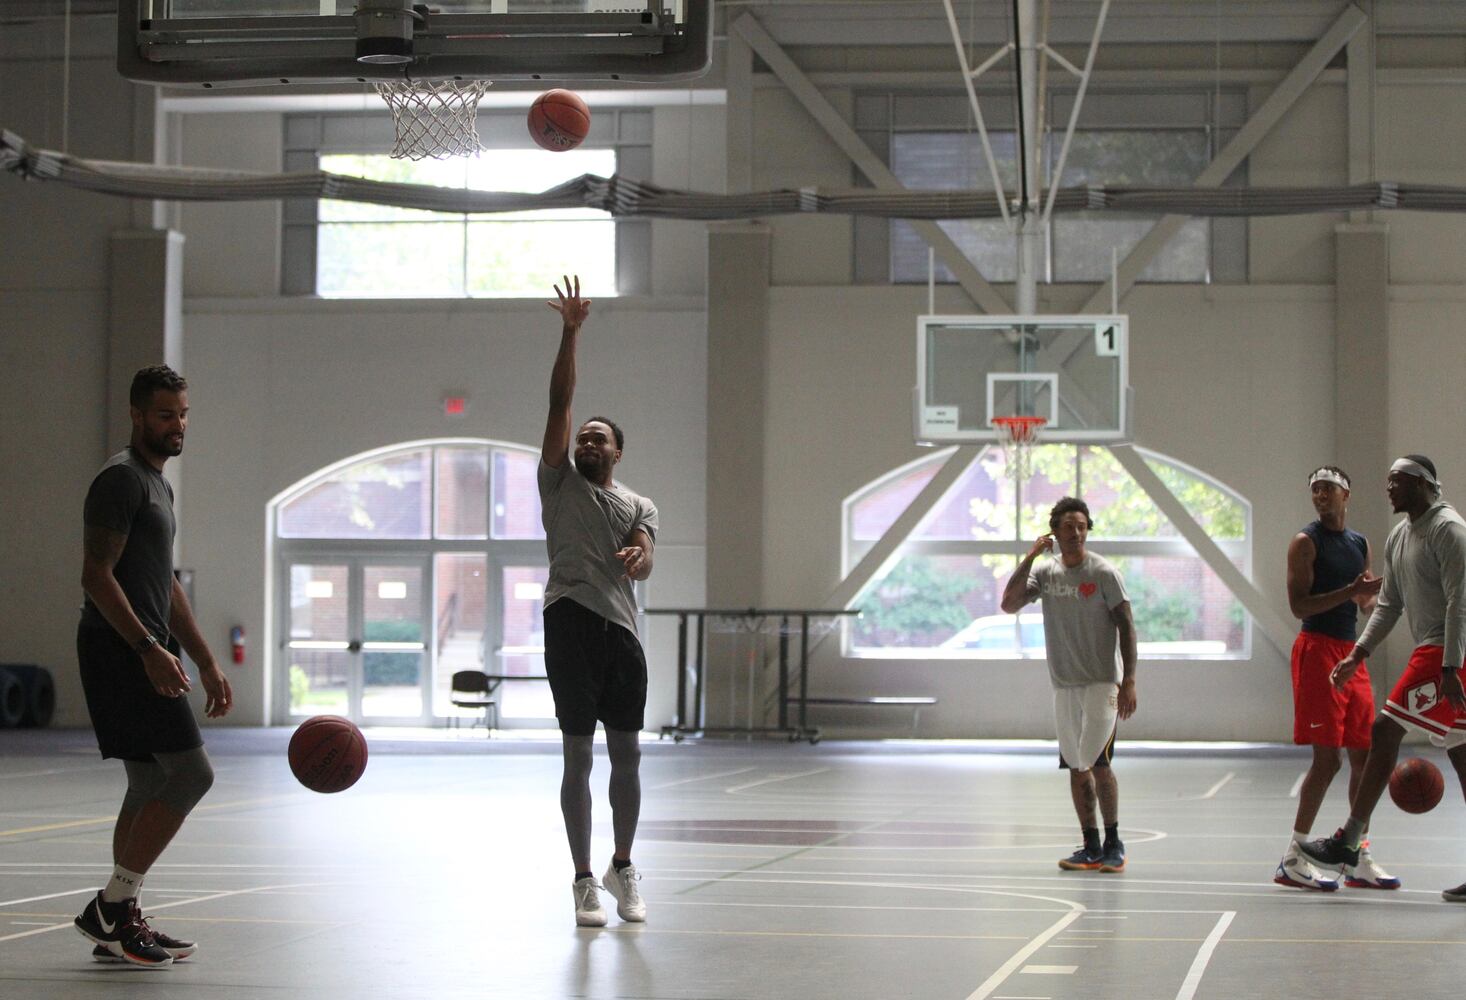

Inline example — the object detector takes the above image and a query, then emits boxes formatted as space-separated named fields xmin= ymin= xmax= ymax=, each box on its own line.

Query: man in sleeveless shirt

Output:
xmin=539 ymin=276 xmax=660 ymax=927
xmin=1274 ymin=466 xmax=1393 ymax=891
xmin=1002 ymin=497 xmax=1138 ymax=874
xmin=72 ymin=365 xmax=233 ymax=968
xmin=1299 ymin=455 xmax=1466 ymax=902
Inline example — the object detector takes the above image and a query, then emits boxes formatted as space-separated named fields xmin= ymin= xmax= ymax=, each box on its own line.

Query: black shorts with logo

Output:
xmin=77 ymin=623 xmax=202 ymax=762
xmin=543 ymin=598 xmax=647 ymax=735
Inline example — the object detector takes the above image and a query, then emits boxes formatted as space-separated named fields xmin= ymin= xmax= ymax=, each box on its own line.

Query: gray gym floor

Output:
xmin=2 ymin=729 xmax=1464 ymax=999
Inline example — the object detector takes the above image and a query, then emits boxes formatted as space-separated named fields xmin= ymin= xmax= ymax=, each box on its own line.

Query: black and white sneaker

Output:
xmin=1296 ymin=831 xmax=1360 ymax=872
xmin=74 ymin=893 xmax=173 ymax=968
xmin=92 ymin=917 xmax=195 ymax=963
xmin=1443 ymin=881 xmax=1466 ymax=903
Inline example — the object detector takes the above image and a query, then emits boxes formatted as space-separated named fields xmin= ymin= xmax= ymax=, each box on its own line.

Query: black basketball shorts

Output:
xmin=77 ymin=624 xmax=203 ymax=762
xmin=543 ymin=598 xmax=648 ymax=736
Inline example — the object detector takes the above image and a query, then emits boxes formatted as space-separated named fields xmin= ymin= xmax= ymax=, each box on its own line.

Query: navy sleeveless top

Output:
xmin=1300 ymin=520 xmax=1368 ymax=641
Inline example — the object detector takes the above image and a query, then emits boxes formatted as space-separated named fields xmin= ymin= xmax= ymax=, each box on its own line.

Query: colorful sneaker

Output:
xmin=602 ymin=862 xmax=647 ymax=922
xmin=73 ymin=893 xmax=172 ymax=968
xmin=572 ymin=877 xmax=607 ymax=927
xmin=1343 ymin=843 xmax=1401 ymax=890
xmin=1274 ymin=843 xmax=1339 ymax=892
xmin=1099 ymin=839 xmax=1126 ymax=873
xmin=1059 ymin=845 xmax=1103 ymax=871
xmin=1296 ymin=830 xmax=1359 ymax=872
xmin=1442 ymin=881 xmax=1466 ymax=902
xmin=92 ymin=918 xmax=196 ymax=963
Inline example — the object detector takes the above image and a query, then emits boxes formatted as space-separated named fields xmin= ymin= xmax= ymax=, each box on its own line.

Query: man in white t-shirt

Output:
xmin=1002 ymin=496 xmax=1138 ymax=873
xmin=538 ymin=276 xmax=659 ymax=927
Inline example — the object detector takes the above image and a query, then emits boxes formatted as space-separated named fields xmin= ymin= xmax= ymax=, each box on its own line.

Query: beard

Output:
xmin=145 ymin=429 xmax=184 ymax=456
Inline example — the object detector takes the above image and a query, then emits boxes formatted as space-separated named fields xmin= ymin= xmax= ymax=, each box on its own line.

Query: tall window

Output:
xmin=845 ymin=445 xmax=1250 ymax=658
xmin=274 ymin=440 xmax=553 ymax=724
xmin=282 ymin=108 xmax=654 ymax=297
xmin=317 ymin=149 xmax=618 ymax=297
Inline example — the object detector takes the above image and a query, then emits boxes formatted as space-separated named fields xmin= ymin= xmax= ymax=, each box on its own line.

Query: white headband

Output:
xmin=1391 ymin=458 xmax=1441 ymax=487
xmin=1309 ymin=468 xmax=1349 ymax=491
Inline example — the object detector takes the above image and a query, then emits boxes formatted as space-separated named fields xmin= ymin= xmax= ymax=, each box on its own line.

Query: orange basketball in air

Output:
xmin=527 ymin=89 xmax=590 ymax=152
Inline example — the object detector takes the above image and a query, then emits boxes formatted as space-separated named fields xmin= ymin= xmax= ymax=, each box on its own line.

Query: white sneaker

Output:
xmin=601 ymin=862 xmax=647 ymax=922
xmin=1344 ymin=843 xmax=1401 ymax=890
xmin=1274 ymin=842 xmax=1338 ymax=892
xmin=572 ymin=877 xmax=607 ymax=927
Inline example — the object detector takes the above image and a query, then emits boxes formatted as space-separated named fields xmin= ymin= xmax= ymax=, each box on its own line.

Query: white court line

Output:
xmin=1174 ymin=911 xmax=1236 ymax=1000
xmin=1186 ymin=771 xmax=1236 ymax=800
xmin=0 ymin=889 xmax=95 ymax=908
xmin=964 ymin=904 xmax=1086 ymax=1000
xmin=1289 ymin=771 xmax=1307 ymax=798
xmin=0 ymin=766 xmax=112 ymax=781
xmin=1045 ymin=945 xmax=1096 ymax=949
xmin=0 ymin=882 xmax=329 ymax=946
xmin=646 ymin=767 xmax=759 ymax=790
xmin=1020 ymin=966 xmax=1077 ymax=975
xmin=724 ymin=768 xmax=829 ymax=793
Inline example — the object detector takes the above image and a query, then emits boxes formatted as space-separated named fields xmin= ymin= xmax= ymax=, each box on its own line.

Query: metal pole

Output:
xmin=1014 ymin=0 xmax=1041 ymax=315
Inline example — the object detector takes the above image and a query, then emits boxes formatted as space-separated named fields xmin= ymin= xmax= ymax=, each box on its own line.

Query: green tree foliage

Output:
xmin=854 ymin=556 xmax=976 ymax=646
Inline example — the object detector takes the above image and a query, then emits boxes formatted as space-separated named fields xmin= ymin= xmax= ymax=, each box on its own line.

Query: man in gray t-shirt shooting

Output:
xmin=538 ymin=276 xmax=659 ymax=928
xmin=1002 ymin=496 xmax=1138 ymax=874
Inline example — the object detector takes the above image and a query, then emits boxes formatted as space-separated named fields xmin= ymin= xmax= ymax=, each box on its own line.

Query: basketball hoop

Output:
xmin=992 ymin=415 xmax=1047 ymax=487
xmin=374 ymin=78 xmax=491 ymax=160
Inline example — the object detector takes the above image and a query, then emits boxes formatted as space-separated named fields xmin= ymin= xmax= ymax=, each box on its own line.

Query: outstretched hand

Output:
xmin=546 ymin=274 xmax=591 ymax=329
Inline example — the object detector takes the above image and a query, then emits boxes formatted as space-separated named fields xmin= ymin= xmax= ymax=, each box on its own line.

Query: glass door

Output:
xmin=284 ymin=557 xmax=430 ymax=724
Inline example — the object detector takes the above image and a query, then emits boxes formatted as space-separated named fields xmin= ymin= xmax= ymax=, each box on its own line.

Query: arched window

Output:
xmin=844 ymin=445 xmax=1250 ymax=658
xmin=271 ymin=439 xmax=552 ymax=725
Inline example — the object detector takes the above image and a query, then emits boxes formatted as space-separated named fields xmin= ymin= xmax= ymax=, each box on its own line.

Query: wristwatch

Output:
xmin=133 ymin=633 xmax=160 ymax=656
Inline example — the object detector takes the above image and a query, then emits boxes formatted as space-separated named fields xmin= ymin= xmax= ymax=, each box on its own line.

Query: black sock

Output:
xmin=574 ymin=871 xmax=594 ymax=882
xmin=1083 ymin=827 xmax=1101 ymax=852
xmin=613 ymin=858 xmax=632 ymax=872
xmin=1104 ymin=823 xmax=1120 ymax=845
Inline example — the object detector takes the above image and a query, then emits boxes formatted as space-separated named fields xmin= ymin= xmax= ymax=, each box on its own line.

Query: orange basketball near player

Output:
xmin=1389 ymin=756 xmax=1444 ymax=814
xmin=528 ymin=89 xmax=590 ymax=151
xmin=288 ymin=715 xmax=368 ymax=794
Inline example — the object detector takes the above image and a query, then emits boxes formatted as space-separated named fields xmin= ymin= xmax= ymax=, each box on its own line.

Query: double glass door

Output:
xmin=284 ymin=558 xmax=430 ymax=724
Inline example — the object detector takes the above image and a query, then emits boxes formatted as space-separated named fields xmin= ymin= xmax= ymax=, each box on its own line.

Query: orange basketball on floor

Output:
xmin=1389 ymin=756 xmax=1444 ymax=814
xmin=527 ymin=89 xmax=590 ymax=151
xmin=288 ymin=715 xmax=367 ymax=794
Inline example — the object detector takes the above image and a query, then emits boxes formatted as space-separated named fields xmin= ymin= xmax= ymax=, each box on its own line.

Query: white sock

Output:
xmin=101 ymin=865 xmax=145 ymax=903
xmin=1291 ymin=829 xmax=1309 ymax=846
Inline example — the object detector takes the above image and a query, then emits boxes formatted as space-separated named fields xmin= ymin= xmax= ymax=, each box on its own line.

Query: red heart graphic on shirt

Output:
xmin=1079 ymin=582 xmax=1098 ymax=598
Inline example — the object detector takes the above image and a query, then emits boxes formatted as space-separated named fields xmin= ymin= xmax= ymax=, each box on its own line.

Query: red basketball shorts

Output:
xmin=1383 ymin=644 xmax=1466 ymax=749
xmin=1291 ymin=631 xmax=1373 ymax=749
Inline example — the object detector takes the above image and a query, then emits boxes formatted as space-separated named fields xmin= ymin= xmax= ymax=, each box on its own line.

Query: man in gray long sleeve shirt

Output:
xmin=1299 ymin=455 xmax=1466 ymax=902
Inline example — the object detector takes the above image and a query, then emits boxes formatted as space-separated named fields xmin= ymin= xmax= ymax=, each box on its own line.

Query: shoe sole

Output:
xmin=1443 ymin=892 xmax=1466 ymax=903
xmin=74 ymin=925 xmax=172 ymax=968
xmin=1058 ymin=861 xmax=1102 ymax=871
xmin=1344 ymin=877 xmax=1400 ymax=890
xmin=1099 ymin=862 xmax=1126 ymax=873
xmin=1274 ymin=873 xmax=1338 ymax=892
xmin=575 ymin=915 xmax=608 ymax=927
xmin=93 ymin=947 xmax=193 ymax=963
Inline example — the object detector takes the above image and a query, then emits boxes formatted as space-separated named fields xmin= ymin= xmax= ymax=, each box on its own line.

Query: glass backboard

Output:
xmin=119 ymin=0 xmax=712 ymax=86
xmin=916 ymin=314 xmax=1131 ymax=445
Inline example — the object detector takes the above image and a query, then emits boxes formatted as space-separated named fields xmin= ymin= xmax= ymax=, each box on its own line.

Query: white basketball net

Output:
xmin=374 ymin=79 xmax=491 ymax=160
xmin=993 ymin=416 xmax=1046 ymax=488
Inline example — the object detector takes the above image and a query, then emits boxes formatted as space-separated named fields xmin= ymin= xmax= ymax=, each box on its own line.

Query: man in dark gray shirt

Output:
xmin=539 ymin=276 xmax=658 ymax=927
xmin=73 ymin=365 xmax=232 ymax=968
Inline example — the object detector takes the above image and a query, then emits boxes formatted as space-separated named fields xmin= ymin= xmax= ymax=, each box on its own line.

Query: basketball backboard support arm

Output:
xmin=118 ymin=0 xmax=714 ymax=86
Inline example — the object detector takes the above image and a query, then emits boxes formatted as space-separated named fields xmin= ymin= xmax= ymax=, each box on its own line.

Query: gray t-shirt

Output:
xmin=538 ymin=458 xmax=658 ymax=636
xmin=1356 ymin=501 xmax=1466 ymax=670
xmin=80 ymin=448 xmax=176 ymax=639
xmin=1023 ymin=551 xmax=1129 ymax=687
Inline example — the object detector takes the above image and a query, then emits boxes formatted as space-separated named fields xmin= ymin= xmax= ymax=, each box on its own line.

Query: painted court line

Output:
xmin=964 ymin=898 xmax=1087 ymax=1000
xmin=1174 ymin=911 xmax=1236 ymax=1000
xmin=724 ymin=768 xmax=830 ymax=793
xmin=0 ymin=882 xmax=329 ymax=946
xmin=647 ymin=767 xmax=759 ymax=790
xmin=1 ymin=889 xmax=96 ymax=909
xmin=1192 ymin=772 xmax=1236 ymax=800
xmin=1289 ymin=770 xmax=1307 ymax=798
xmin=1020 ymin=966 xmax=1077 ymax=975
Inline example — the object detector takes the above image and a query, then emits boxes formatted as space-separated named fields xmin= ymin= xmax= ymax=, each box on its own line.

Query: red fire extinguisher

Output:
xmin=230 ymin=626 xmax=246 ymax=665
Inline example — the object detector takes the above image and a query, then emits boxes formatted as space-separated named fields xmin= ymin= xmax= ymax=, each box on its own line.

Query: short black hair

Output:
xmin=1404 ymin=454 xmax=1438 ymax=481
xmin=1048 ymin=496 xmax=1094 ymax=533
xmin=1310 ymin=464 xmax=1350 ymax=488
xmin=582 ymin=416 xmax=624 ymax=451
xmin=129 ymin=365 xmax=187 ymax=409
